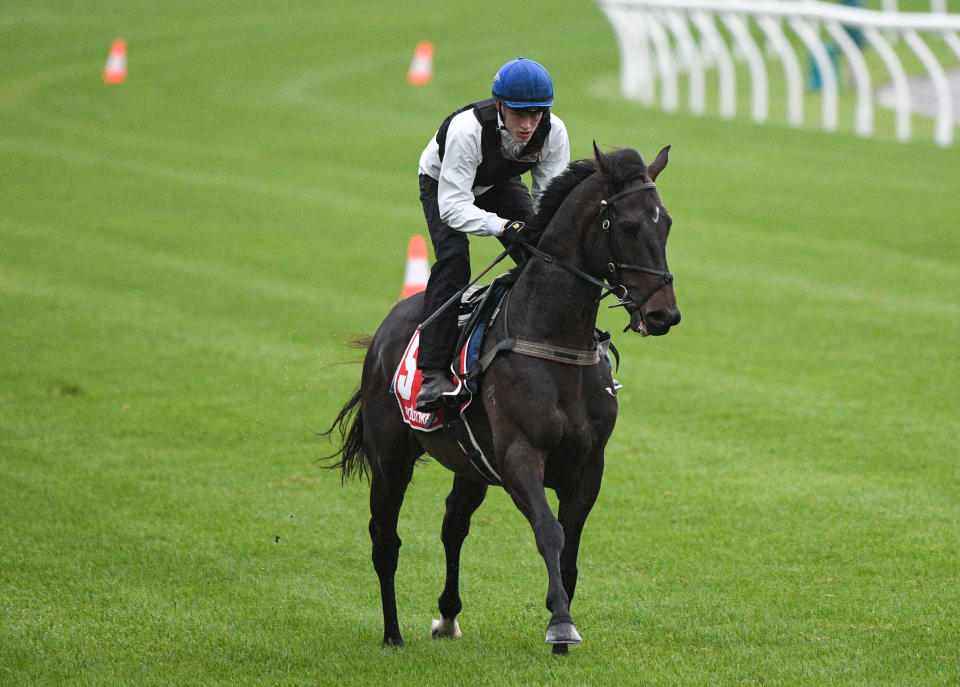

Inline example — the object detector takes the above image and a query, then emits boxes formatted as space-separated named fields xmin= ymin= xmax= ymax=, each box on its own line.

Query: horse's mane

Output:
xmin=531 ymin=148 xmax=648 ymax=233
xmin=530 ymin=159 xmax=596 ymax=233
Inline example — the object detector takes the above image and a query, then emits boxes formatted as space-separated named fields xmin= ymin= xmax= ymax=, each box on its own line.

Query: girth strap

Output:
xmin=511 ymin=338 xmax=600 ymax=365
xmin=476 ymin=337 xmax=600 ymax=374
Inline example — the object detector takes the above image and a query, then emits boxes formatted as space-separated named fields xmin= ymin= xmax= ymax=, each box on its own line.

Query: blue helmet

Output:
xmin=492 ymin=57 xmax=554 ymax=109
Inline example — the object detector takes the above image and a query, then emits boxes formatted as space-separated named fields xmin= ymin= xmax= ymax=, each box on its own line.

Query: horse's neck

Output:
xmin=508 ymin=252 xmax=601 ymax=349
xmin=504 ymin=175 xmax=607 ymax=348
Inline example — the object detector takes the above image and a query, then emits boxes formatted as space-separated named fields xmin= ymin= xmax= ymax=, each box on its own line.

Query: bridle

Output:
xmin=522 ymin=178 xmax=674 ymax=327
xmin=598 ymin=181 xmax=675 ymax=317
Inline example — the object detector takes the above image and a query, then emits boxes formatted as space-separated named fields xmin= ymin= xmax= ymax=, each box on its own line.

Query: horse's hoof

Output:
xmin=545 ymin=621 xmax=582 ymax=645
xmin=430 ymin=618 xmax=462 ymax=639
xmin=382 ymin=636 xmax=405 ymax=648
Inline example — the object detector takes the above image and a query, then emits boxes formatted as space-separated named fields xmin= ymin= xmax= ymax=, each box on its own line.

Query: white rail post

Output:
xmin=721 ymin=12 xmax=769 ymax=122
xmin=664 ymin=9 xmax=707 ymax=114
xmin=757 ymin=13 xmax=805 ymax=126
xmin=645 ymin=10 xmax=680 ymax=111
xmin=825 ymin=19 xmax=874 ymax=137
xmin=863 ymin=25 xmax=912 ymax=142
xmin=601 ymin=4 xmax=656 ymax=104
xmin=691 ymin=10 xmax=737 ymax=119
xmin=903 ymin=28 xmax=954 ymax=146
xmin=789 ymin=15 xmax=839 ymax=131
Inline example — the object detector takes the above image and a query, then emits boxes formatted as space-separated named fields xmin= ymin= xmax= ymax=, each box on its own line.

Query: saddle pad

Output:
xmin=391 ymin=329 xmax=474 ymax=432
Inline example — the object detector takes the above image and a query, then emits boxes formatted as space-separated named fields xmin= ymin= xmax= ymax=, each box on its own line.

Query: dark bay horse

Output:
xmin=323 ymin=144 xmax=680 ymax=654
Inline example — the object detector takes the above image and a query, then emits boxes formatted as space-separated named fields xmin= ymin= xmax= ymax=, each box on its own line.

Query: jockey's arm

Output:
xmin=437 ymin=114 xmax=505 ymax=237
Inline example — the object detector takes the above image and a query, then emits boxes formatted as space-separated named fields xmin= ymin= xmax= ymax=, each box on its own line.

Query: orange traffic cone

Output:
xmin=103 ymin=38 xmax=127 ymax=84
xmin=401 ymin=236 xmax=430 ymax=299
xmin=407 ymin=40 xmax=434 ymax=86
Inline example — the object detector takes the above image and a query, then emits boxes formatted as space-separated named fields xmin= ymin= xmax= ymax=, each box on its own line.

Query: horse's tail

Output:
xmin=318 ymin=337 xmax=372 ymax=482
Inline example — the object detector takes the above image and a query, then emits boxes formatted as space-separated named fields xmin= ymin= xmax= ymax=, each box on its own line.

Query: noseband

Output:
xmin=598 ymin=181 xmax=675 ymax=316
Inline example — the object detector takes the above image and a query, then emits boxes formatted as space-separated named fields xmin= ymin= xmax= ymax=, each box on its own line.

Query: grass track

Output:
xmin=2 ymin=1 xmax=958 ymax=685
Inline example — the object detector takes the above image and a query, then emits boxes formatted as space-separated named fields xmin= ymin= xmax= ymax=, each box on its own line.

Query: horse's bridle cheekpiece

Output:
xmin=598 ymin=181 xmax=675 ymax=330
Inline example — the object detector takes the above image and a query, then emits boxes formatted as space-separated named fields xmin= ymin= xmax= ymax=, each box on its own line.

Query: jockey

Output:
xmin=415 ymin=57 xmax=571 ymax=412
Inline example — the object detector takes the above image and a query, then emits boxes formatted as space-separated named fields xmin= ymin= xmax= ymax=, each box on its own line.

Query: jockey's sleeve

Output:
xmin=435 ymin=111 xmax=501 ymax=236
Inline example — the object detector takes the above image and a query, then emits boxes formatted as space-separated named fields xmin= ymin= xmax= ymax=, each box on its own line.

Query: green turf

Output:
xmin=2 ymin=1 xmax=958 ymax=685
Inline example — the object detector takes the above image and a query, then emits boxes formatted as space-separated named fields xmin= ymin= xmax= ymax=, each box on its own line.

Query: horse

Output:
xmin=322 ymin=143 xmax=680 ymax=654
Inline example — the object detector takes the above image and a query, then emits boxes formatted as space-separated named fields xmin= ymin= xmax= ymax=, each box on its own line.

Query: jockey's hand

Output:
xmin=500 ymin=220 xmax=527 ymax=244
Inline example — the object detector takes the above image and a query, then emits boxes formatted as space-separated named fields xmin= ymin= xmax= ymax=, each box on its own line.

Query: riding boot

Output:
xmin=416 ymin=368 xmax=457 ymax=412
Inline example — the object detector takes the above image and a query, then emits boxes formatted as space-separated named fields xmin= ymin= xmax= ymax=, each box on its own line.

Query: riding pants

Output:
xmin=417 ymin=173 xmax=533 ymax=370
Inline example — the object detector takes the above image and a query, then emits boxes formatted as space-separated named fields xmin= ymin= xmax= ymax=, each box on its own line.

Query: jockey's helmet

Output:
xmin=492 ymin=58 xmax=554 ymax=109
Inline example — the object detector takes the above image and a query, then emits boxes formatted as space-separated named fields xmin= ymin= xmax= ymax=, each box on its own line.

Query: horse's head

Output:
xmin=588 ymin=144 xmax=681 ymax=337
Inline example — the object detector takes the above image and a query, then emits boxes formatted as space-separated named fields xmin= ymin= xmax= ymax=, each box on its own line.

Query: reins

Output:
xmin=518 ymin=241 xmax=618 ymax=300
xmin=418 ymin=248 xmax=512 ymax=331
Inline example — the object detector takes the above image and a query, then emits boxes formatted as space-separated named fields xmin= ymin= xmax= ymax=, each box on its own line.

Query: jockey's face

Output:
xmin=498 ymin=103 xmax=544 ymax=143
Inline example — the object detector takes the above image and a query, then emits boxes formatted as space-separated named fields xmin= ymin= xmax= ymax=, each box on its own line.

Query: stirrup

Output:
xmin=416 ymin=369 xmax=458 ymax=412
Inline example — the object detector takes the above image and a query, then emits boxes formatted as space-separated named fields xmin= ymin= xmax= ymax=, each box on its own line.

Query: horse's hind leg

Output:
xmin=367 ymin=432 xmax=417 ymax=647
xmin=431 ymin=475 xmax=488 ymax=639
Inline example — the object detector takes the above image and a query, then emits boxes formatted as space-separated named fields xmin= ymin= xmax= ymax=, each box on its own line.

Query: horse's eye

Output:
xmin=652 ymin=206 xmax=660 ymax=224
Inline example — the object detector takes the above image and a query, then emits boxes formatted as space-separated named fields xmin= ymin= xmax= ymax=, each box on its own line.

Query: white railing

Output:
xmin=597 ymin=0 xmax=960 ymax=145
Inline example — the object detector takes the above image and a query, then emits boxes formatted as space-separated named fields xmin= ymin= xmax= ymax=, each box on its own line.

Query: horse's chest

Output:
xmin=560 ymin=410 xmax=610 ymax=451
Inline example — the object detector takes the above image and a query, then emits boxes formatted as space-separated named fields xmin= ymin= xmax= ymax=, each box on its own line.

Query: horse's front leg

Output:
xmin=499 ymin=444 xmax=582 ymax=647
xmin=432 ymin=474 xmax=488 ymax=639
xmin=557 ymin=451 xmax=605 ymax=603
xmin=551 ymin=451 xmax=605 ymax=655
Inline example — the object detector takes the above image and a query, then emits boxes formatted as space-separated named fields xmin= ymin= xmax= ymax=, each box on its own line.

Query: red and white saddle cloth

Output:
xmin=391 ymin=329 xmax=473 ymax=432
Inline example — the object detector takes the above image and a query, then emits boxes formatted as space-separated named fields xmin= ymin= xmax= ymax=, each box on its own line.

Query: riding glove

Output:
xmin=499 ymin=220 xmax=527 ymax=244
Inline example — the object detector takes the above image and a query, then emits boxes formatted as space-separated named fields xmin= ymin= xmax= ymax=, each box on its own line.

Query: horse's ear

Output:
xmin=593 ymin=140 xmax=613 ymax=177
xmin=647 ymin=145 xmax=670 ymax=181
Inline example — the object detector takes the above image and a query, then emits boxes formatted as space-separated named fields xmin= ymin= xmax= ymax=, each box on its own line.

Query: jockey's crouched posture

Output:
xmin=415 ymin=57 xmax=571 ymax=412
